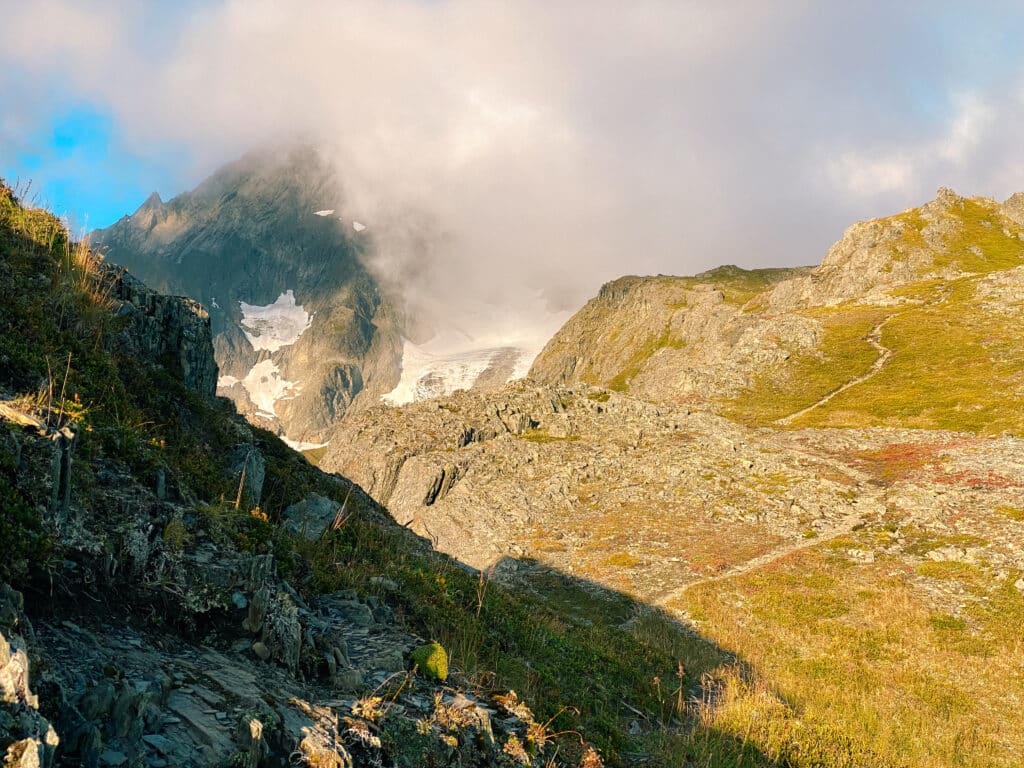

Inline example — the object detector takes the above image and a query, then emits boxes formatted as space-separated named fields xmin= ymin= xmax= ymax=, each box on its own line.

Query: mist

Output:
xmin=5 ymin=1 xmax=1024 ymax=343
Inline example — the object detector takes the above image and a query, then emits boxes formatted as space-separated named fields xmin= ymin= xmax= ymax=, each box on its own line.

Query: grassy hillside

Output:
xmin=724 ymin=199 xmax=1024 ymax=434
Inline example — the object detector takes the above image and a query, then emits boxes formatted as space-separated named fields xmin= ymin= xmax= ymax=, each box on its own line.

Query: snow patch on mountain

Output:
xmin=382 ymin=299 xmax=573 ymax=406
xmin=239 ymin=290 xmax=313 ymax=352
xmin=281 ymin=436 xmax=331 ymax=452
xmin=240 ymin=359 xmax=302 ymax=417
xmin=382 ymin=316 xmax=566 ymax=406
xmin=384 ymin=341 xmax=494 ymax=405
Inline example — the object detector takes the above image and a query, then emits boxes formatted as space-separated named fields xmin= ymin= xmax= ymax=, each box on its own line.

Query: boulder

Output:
xmin=282 ymin=494 xmax=340 ymax=540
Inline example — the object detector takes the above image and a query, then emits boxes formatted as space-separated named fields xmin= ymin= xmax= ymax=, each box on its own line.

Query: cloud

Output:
xmin=4 ymin=1 xmax=1024 ymax=340
xmin=824 ymin=93 xmax=1002 ymax=203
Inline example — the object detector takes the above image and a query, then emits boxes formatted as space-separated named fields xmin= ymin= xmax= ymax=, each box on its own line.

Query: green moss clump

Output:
xmin=411 ymin=641 xmax=449 ymax=681
xmin=928 ymin=613 xmax=967 ymax=632
xmin=162 ymin=517 xmax=191 ymax=551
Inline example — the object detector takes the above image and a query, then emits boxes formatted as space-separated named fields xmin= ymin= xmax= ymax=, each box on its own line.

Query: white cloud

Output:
xmin=823 ymin=91 xmax=1014 ymax=206
xmin=4 ymin=0 xmax=1024 ymax=321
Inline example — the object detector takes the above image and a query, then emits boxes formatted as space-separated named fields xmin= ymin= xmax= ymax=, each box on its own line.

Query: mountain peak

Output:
xmin=136 ymin=190 xmax=163 ymax=212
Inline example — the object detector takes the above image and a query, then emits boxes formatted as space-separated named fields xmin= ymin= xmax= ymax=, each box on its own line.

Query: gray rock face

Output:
xmin=0 ymin=584 xmax=59 ymax=768
xmin=228 ymin=444 xmax=265 ymax=508
xmin=282 ymin=493 xmax=341 ymax=540
xmin=90 ymin=145 xmax=402 ymax=444
xmin=98 ymin=262 xmax=218 ymax=398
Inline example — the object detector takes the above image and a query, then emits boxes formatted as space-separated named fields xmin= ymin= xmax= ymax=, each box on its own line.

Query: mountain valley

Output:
xmin=319 ymin=186 xmax=1024 ymax=765
xmin=3 ymin=177 xmax=1024 ymax=768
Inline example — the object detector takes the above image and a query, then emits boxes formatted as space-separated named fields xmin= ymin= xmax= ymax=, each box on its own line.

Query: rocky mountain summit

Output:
xmin=530 ymin=188 xmax=1024 ymax=436
xmin=91 ymin=147 xmax=552 ymax=448
xmin=91 ymin=145 xmax=403 ymax=447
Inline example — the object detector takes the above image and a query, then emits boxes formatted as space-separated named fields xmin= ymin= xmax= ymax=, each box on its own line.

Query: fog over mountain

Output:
xmin=5 ymin=2 xmax=1024 ymax=337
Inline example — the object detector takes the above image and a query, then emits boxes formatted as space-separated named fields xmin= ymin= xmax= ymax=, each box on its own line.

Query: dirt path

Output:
xmin=774 ymin=314 xmax=897 ymax=427
xmin=654 ymin=510 xmax=866 ymax=609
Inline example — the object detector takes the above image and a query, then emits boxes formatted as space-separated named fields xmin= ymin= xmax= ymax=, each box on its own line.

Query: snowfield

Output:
xmin=382 ymin=302 xmax=572 ymax=406
xmin=239 ymin=359 xmax=302 ymax=418
xmin=281 ymin=437 xmax=331 ymax=452
xmin=382 ymin=333 xmax=554 ymax=405
xmin=239 ymin=290 xmax=313 ymax=352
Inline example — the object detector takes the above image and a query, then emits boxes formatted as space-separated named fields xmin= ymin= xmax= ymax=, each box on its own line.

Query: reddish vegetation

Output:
xmin=932 ymin=470 xmax=1021 ymax=489
xmin=855 ymin=439 xmax=975 ymax=482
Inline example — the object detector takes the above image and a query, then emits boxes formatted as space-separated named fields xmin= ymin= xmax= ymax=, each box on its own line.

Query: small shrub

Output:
xmin=604 ymin=552 xmax=642 ymax=568
xmin=0 ymin=476 xmax=53 ymax=582
xmin=410 ymin=641 xmax=449 ymax=681
xmin=915 ymin=560 xmax=983 ymax=581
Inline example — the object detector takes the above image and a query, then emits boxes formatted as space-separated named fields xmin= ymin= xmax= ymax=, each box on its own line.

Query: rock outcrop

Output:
xmin=98 ymin=262 xmax=218 ymax=398
xmin=0 ymin=584 xmax=59 ymax=768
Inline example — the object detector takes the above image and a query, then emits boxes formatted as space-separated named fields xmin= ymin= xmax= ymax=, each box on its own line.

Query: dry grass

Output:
xmin=676 ymin=541 xmax=1024 ymax=767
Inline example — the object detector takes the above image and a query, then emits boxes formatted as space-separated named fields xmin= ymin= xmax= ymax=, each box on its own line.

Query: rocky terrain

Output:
xmin=322 ymin=381 xmax=1024 ymax=609
xmin=9 ymin=167 xmax=1024 ymax=767
xmin=320 ymin=187 xmax=1024 ymax=766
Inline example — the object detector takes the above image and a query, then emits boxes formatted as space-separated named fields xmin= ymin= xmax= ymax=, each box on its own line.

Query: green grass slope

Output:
xmin=725 ymin=197 xmax=1024 ymax=434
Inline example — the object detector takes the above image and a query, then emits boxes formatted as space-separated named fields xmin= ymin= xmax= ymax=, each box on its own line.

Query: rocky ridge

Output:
xmin=529 ymin=188 xmax=1024 ymax=424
